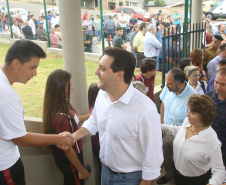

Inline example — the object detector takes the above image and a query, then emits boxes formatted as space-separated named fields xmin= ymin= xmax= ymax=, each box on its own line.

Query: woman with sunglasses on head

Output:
xmin=162 ymin=94 xmax=226 ymax=185
xmin=185 ymin=66 xmax=207 ymax=95
xmin=42 ymin=69 xmax=90 ymax=185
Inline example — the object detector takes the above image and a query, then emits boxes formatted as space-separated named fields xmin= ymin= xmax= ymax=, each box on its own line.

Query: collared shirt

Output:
xmin=206 ymin=90 xmax=226 ymax=155
xmin=162 ymin=118 xmax=226 ymax=185
xmin=160 ymin=83 xmax=197 ymax=126
xmin=173 ymin=13 xmax=181 ymax=25
xmin=82 ymin=84 xmax=163 ymax=180
xmin=118 ymin=15 xmax=127 ymax=27
xmin=12 ymin=25 xmax=22 ymax=38
xmin=206 ymin=77 xmax=215 ymax=93
xmin=29 ymin=19 xmax=36 ymax=34
xmin=204 ymin=43 xmax=220 ymax=65
xmin=104 ymin=19 xmax=116 ymax=30
xmin=207 ymin=55 xmax=222 ymax=80
xmin=0 ymin=69 xmax=27 ymax=171
xmin=215 ymin=30 xmax=226 ymax=36
xmin=144 ymin=32 xmax=162 ymax=58
xmin=188 ymin=80 xmax=207 ymax=95
xmin=112 ymin=34 xmax=124 ymax=48
xmin=133 ymin=31 xmax=145 ymax=53
xmin=50 ymin=17 xmax=60 ymax=27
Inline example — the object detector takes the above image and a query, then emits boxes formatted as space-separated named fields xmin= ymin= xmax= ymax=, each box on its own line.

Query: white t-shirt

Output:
xmin=51 ymin=17 xmax=60 ymax=27
xmin=119 ymin=15 xmax=127 ymax=27
xmin=0 ymin=68 xmax=27 ymax=171
xmin=12 ymin=25 xmax=22 ymax=38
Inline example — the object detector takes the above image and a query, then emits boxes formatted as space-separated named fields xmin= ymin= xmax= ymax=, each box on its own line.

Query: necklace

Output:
xmin=190 ymin=125 xmax=198 ymax=135
xmin=190 ymin=125 xmax=210 ymax=135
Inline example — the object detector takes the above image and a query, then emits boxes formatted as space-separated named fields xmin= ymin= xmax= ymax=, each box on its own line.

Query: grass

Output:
xmin=0 ymin=43 xmax=162 ymax=118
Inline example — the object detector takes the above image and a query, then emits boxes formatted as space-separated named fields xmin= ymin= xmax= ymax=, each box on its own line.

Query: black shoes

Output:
xmin=157 ymin=176 xmax=173 ymax=184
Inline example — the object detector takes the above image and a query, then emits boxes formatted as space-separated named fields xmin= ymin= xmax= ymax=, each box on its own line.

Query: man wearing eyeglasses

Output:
xmin=207 ymin=67 xmax=226 ymax=168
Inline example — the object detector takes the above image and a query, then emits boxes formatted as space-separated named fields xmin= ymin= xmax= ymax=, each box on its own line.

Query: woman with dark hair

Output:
xmin=189 ymin=48 xmax=208 ymax=82
xmin=42 ymin=69 xmax=90 ymax=185
xmin=88 ymin=83 xmax=101 ymax=183
xmin=162 ymin=94 xmax=226 ymax=185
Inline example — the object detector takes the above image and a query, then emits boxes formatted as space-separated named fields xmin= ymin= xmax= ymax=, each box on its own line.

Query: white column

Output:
xmin=190 ymin=0 xmax=203 ymax=49
xmin=58 ymin=1 xmax=96 ymax=185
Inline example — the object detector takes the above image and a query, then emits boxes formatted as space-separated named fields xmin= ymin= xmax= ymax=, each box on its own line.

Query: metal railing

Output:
xmin=161 ymin=22 xmax=206 ymax=88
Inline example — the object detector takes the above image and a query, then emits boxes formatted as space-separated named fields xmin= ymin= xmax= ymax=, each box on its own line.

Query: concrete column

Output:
xmin=58 ymin=1 xmax=96 ymax=185
xmin=190 ymin=0 xmax=203 ymax=49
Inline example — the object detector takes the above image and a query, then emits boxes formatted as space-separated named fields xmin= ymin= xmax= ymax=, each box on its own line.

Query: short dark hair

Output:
xmin=165 ymin=22 xmax=170 ymax=28
xmin=5 ymin=40 xmax=46 ymax=65
xmin=188 ymin=94 xmax=216 ymax=127
xmin=116 ymin=26 xmax=123 ymax=31
xmin=104 ymin=47 xmax=136 ymax=84
xmin=168 ymin=68 xmax=186 ymax=83
xmin=48 ymin=10 xmax=51 ymax=14
xmin=160 ymin=22 xmax=165 ymax=26
xmin=54 ymin=24 xmax=60 ymax=28
xmin=29 ymin=14 xmax=34 ymax=18
xmin=220 ymin=43 xmax=226 ymax=51
xmin=108 ymin=15 xmax=112 ymax=19
xmin=218 ymin=58 xmax=226 ymax=66
xmin=216 ymin=67 xmax=226 ymax=76
xmin=179 ymin=58 xmax=191 ymax=71
xmin=40 ymin=15 xmax=45 ymax=19
xmin=147 ymin=18 xmax=151 ymax=22
xmin=140 ymin=58 xmax=156 ymax=73
xmin=139 ymin=22 xmax=147 ymax=31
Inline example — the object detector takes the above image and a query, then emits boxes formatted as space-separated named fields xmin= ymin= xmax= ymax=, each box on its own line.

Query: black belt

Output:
xmin=137 ymin=52 xmax=144 ymax=54
xmin=107 ymin=166 xmax=126 ymax=174
xmin=107 ymin=166 xmax=141 ymax=175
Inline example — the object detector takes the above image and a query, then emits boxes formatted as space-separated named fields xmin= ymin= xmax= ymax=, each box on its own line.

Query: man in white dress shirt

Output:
xmin=69 ymin=47 xmax=163 ymax=185
xmin=119 ymin=11 xmax=128 ymax=43
xmin=144 ymin=24 xmax=162 ymax=61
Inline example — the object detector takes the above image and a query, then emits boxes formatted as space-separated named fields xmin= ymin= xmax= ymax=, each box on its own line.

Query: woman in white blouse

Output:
xmin=162 ymin=94 xmax=226 ymax=185
xmin=185 ymin=66 xmax=207 ymax=95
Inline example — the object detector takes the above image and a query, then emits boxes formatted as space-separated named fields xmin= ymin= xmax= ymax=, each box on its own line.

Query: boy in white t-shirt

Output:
xmin=0 ymin=40 xmax=75 ymax=184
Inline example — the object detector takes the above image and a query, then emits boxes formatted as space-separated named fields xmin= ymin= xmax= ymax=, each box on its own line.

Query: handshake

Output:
xmin=56 ymin=131 xmax=76 ymax=150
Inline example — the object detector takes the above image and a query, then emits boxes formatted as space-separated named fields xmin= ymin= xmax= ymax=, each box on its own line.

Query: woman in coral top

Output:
xmin=42 ymin=69 xmax=90 ymax=185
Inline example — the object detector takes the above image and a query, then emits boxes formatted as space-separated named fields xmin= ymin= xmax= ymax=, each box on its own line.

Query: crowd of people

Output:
xmin=0 ymin=7 xmax=62 ymax=48
xmin=0 ymin=6 xmax=226 ymax=185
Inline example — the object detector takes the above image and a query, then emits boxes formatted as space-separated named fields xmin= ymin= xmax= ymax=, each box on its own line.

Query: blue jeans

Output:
xmin=101 ymin=164 xmax=142 ymax=185
xmin=106 ymin=29 xmax=115 ymax=46
xmin=130 ymin=44 xmax=137 ymax=64
xmin=157 ymin=57 xmax=172 ymax=73
xmin=96 ymin=30 xmax=101 ymax=42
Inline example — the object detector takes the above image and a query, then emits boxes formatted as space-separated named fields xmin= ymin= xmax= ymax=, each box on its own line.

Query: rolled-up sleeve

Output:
xmin=82 ymin=107 xmax=98 ymax=135
xmin=139 ymin=109 xmax=163 ymax=180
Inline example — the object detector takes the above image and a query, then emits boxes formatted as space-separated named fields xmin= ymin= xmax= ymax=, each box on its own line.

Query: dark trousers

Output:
xmin=122 ymin=27 xmax=127 ymax=43
xmin=106 ymin=29 xmax=115 ymax=46
xmin=0 ymin=158 xmax=25 ymax=185
xmin=174 ymin=168 xmax=212 ymax=185
xmin=53 ymin=150 xmax=84 ymax=185
xmin=136 ymin=52 xmax=145 ymax=68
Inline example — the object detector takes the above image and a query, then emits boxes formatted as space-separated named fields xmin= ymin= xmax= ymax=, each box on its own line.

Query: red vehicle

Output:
xmin=114 ymin=6 xmax=150 ymax=22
